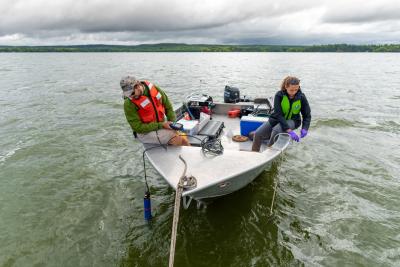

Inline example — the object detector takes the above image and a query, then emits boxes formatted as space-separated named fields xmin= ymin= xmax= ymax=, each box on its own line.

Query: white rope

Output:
xmin=270 ymin=180 xmax=278 ymax=216
xmin=168 ymin=180 xmax=184 ymax=267
xmin=270 ymin=133 xmax=289 ymax=216
xmin=168 ymin=155 xmax=196 ymax=267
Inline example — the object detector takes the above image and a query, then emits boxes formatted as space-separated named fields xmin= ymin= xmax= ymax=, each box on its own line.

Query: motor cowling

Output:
xmin=224 ymin=86 xmax=240 ymax=103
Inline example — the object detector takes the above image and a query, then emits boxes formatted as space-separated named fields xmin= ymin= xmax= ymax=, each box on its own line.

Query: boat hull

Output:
xmin=185 ymin=161 xmax=272 ymax=200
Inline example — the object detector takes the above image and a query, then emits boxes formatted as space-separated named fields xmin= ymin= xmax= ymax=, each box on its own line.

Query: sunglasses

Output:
xmin=288 ymin=78 xmax=300 ymax=85
xmin=135 ymin=82 xmax=145 ymax=89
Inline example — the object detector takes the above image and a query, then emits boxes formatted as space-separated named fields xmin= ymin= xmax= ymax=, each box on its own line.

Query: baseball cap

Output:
xmin=120 ymin=76 xmax=138 ymax=97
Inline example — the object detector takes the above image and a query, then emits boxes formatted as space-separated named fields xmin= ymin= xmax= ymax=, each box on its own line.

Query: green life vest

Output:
xmin=281 ymin=95 xmax=301 ymax=120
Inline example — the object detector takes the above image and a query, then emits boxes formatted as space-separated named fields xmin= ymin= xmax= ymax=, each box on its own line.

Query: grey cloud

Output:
xmin=0 ymin=0 xmax=318 ymax=35
xmin=322 ymin=1 xmax=400 ymax=24
xmin=0 ymin=0 xmax=400 ymax=45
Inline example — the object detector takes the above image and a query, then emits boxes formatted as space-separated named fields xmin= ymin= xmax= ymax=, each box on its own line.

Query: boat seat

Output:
xmin=253 ymin=97 xmax=270 ymax=104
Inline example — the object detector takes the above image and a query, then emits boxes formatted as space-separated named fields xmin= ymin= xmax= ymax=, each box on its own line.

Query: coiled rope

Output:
xmin=201 ymin=137 xmax=224 ymax=156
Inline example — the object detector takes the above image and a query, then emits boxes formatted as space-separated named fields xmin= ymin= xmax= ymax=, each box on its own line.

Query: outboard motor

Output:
xmin=224 ymin=86 xmax=240 ymax=103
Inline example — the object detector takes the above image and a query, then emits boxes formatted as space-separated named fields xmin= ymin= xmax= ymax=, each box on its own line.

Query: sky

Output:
xmin=0 ymin=0 xmax=399 ymax=46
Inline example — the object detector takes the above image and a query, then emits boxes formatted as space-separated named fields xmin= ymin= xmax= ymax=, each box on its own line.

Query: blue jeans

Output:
xmin=251 ymin=120 xmax=295 ymax=151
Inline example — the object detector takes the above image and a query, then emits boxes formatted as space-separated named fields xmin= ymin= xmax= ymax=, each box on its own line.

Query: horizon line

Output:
xmin=1 ymin=43 xmax=400 ymax=47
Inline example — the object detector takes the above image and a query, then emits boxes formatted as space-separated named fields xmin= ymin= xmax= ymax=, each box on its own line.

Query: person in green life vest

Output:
xmin=121 ymin=76 xmax=189 ymax=146
xmin=251 ymin=76 xmax=311 ymax=152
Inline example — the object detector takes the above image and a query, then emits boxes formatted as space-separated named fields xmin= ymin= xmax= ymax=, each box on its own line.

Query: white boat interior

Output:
xmin=144 ymin=100 xmax=290 ymax=208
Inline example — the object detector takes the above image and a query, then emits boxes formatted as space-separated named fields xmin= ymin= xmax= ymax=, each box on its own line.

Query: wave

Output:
xmin=313 ymin=118 xmax=357 ymax=129
xmin=0 ymin=146 xmax=21 ymax=163
xmin=313 ymin=118 xmax=400 ymax=133
xmin=367 ymin=120 xmax=400 ymax=133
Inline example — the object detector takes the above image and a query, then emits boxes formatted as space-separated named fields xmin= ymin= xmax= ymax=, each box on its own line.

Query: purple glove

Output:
xmin=300 ymin=129 xmax=308 ymax=138
xmin=288 ymin=130 xmax=300 ymax=142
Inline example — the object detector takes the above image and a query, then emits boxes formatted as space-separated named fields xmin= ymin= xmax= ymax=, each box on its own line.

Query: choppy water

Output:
xmin=1 ymin=52 xmax=399 ymax=267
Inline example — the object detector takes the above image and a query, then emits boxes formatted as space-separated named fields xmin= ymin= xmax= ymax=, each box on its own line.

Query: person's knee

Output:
xmin=248 ymin=131 xmax=255 ymax=140
xmin=272 ymin=125 xmax=283 ymax=133
xmin=180 ymin=135 xmax=190 ymax=146
xmin=168 ymin=135 xmax=190 ymax=146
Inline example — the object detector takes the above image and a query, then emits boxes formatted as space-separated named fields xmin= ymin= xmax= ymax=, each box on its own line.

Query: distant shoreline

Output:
xmin=0 ymin=43 xmax=399 ymax=52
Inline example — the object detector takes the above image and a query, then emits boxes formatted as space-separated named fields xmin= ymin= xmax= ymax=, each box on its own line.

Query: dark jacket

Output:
xmin=269 ymin=89 xmax=311 ymax=131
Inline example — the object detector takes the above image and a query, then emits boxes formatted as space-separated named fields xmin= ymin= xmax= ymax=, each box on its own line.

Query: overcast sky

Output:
xmin=1 ymin=0 xmax=399 ymax=45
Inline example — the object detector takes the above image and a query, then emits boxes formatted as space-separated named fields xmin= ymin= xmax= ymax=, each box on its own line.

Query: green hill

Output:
xmin=1 ymin=43 xmax=399 ymax=52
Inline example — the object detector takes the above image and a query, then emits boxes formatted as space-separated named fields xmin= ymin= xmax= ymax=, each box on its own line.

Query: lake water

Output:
xmin=0 ymin=52 xmax=399 ymax=267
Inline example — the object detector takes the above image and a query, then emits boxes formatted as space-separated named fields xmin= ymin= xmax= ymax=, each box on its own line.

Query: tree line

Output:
xmin=1 ymin=43 xmax=399 ymax=52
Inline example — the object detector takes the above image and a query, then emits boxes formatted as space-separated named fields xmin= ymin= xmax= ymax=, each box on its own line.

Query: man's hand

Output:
xmin=162 ymin=121 xmax=172 ymax=129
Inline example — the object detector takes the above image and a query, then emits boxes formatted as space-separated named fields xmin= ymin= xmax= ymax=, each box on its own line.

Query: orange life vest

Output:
xmin=130 ymin=81 xmax=166 ymax=123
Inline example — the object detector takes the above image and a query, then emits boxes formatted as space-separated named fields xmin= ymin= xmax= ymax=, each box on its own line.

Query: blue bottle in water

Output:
xmin=144 ymin=191 xmax=152 ymax=221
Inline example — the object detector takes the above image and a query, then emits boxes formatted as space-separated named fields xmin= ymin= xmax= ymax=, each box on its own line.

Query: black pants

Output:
xmin=251 ymin=120 xmax=295 ymax=151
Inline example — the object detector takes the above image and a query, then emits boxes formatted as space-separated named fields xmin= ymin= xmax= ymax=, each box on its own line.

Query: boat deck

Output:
xmin=210 ymin=114 xmax=268 ymax=152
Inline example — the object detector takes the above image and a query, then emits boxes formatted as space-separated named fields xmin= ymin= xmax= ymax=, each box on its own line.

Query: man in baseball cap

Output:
xmin=120 ymin=76 xmax=189 ymax=146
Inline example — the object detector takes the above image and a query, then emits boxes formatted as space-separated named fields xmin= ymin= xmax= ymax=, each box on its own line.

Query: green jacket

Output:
xmin=124 ymin=83 xmax=176 ymax=133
